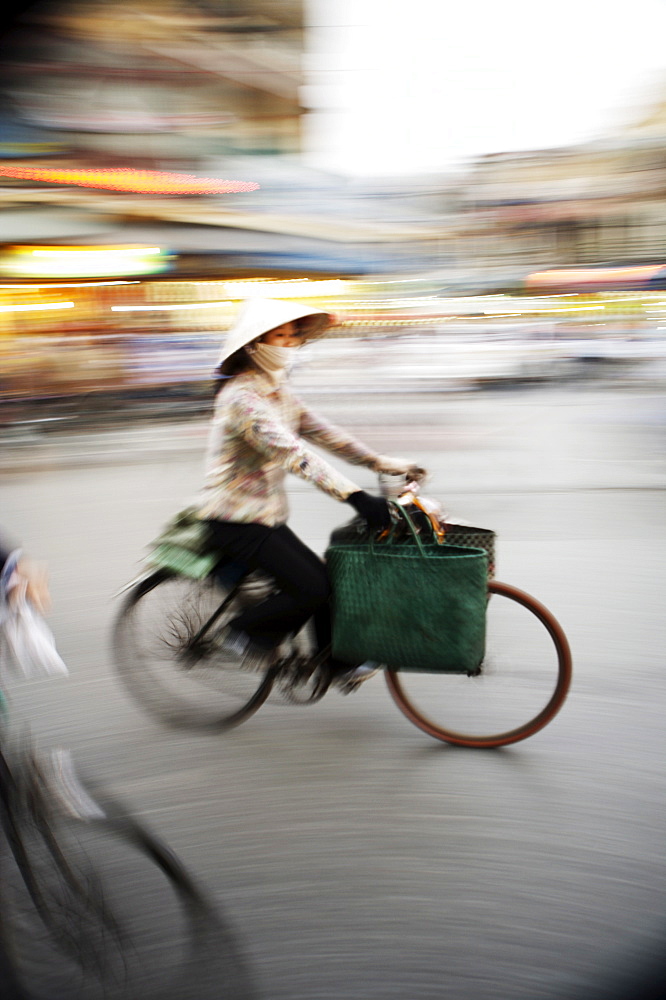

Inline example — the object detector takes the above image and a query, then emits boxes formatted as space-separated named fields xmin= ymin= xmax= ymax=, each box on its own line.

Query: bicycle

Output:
xmin=112 ymin=486 xmax=572 ymax=750
xmin=0 ymin=680 xmax=257 ymax=1000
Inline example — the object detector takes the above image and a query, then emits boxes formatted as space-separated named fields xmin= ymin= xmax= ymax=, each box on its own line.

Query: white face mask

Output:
xmin=251 ymin=342 xmax=297 ymax=383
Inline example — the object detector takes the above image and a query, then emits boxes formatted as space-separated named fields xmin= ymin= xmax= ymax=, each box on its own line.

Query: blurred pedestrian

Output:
xmin=1 ymin=533 xmax=51 ymax=615
xmin=198 ymin=298 xmax=425 ymax=685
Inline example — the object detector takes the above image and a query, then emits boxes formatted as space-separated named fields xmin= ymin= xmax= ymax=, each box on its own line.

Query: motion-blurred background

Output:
xmin=1 ymin=0 xmax=666 ymax=429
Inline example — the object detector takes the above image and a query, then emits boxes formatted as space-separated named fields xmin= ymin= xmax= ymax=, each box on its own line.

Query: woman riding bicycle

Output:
xmin=197 ymin=297 xmax=425 ymax=686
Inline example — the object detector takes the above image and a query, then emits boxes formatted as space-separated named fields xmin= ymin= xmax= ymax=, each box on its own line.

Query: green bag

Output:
xmin=326 ymin=503 xmax=488 ymax=674
xmin=442 ymin=522 xmax=495 ymax=579
xmin=147 ymin=508 xmax=218 ymax=579
xmin=329 ymin=505 xmax=496 ymax=579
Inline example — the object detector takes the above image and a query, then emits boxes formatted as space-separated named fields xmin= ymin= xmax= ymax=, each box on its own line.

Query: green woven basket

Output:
xmin=326 ymin=503 xmax=488 ymax=674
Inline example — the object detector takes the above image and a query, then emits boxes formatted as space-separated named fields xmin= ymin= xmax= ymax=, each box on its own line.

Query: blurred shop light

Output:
xmin=0 ymin=165 xmax=260 ymax=195
xmin=0 ymin=245 xmax=171 ymax=278
xmin=525 ymin=264 xmax=666 ymax=292
xmin=0 ymin=281 xmax=141 ymax=289
xmin=0 ymin=300 xmax=74 ymax=312
xmin=112 ymin=300 xmax=226 ymax=311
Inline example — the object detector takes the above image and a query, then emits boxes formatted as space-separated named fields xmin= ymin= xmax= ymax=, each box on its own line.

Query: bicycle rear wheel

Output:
xmin=386 ymin=581 xmax=572 ymax=748
xmin=112 ymin=571 xmax=274 ymax=730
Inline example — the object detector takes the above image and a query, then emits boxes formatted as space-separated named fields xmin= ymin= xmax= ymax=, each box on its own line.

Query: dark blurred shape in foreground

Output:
xmin=0 ymin=729 xmax=258 ymax=999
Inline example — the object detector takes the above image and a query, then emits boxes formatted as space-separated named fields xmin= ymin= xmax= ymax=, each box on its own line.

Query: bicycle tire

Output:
xmin=112 ymin=570 xmax=274 ymax=730
xmin=0 ymin=742 xmax=258 ymax=1000
xmin=385 ymin=580 xmax=572 ymax=748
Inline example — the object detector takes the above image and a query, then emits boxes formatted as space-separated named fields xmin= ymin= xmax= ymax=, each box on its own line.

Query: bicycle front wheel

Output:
xmin=386 ymin=580 xmax=572 ymax=748
xmin=113 ymin=571 xmax=274 ymax=730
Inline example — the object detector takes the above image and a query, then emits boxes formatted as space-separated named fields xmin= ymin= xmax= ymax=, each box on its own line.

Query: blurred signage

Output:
xmin=0 ymin=245 xmax=173 ymax=279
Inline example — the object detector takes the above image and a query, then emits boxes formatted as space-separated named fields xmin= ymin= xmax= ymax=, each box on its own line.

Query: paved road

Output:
xmin=2 ymin=383 xmax=665 ymax=999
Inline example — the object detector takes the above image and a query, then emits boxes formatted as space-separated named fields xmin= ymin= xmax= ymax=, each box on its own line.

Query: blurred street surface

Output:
xmin=1 ymin=382 xmax=665 ymax=999
xmin=2 ymin=340 xmax=665 ymax=455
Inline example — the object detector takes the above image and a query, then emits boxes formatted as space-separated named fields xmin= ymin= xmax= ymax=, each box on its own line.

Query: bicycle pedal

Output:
xmin=275 ymin=653 xmax=309 ymax=675
xmin=337 ymin=680 xmax=362 ymax=695
xmin=273 ymin=655 xmax=329 ymax=704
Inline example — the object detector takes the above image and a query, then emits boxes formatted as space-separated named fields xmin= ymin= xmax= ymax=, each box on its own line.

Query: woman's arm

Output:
xmin=296 ymin=398 xmax=379 ymax=466
xmin=229 ymin=390 xmax=361 ymax=502
xmin=296 ymin=397 xmax=427 ymax=479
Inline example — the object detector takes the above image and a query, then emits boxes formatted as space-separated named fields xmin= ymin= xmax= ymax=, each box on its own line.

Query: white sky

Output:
xmin=303 ymin=0 xmax=666 ymax=176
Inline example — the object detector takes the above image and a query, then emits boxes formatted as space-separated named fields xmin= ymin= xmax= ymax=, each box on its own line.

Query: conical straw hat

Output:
xmin=217 ymin=298 xmax=333 ymax=364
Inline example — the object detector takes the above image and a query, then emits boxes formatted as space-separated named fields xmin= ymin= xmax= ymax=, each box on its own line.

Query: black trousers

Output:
xmin=206 ymin=519 xmax=345 ymax=665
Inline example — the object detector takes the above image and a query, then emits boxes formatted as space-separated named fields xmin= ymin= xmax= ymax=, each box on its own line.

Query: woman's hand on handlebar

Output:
xmin=372 ymin=455 xmax=428 ymax=481
xmin=345 ymin=491 xmax=393 ymax=530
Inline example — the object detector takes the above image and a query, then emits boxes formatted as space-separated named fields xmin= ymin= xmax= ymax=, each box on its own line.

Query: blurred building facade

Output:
xmin=3 ymin=1 xmax=666 ymax=290
xmin=454 ymin=103 xmax=666 ymax=283
xmin=0 ymin=1 xmax=441 ymax=277
xmin=1 ymin=3 xmax=666 ymax=425
xmin=0 ymin=0 xmax=307 ymax=163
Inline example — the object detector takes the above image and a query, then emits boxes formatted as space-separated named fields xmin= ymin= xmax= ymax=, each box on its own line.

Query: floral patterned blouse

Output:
xmin=197 ymin=370 xmax=379 ymax=526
